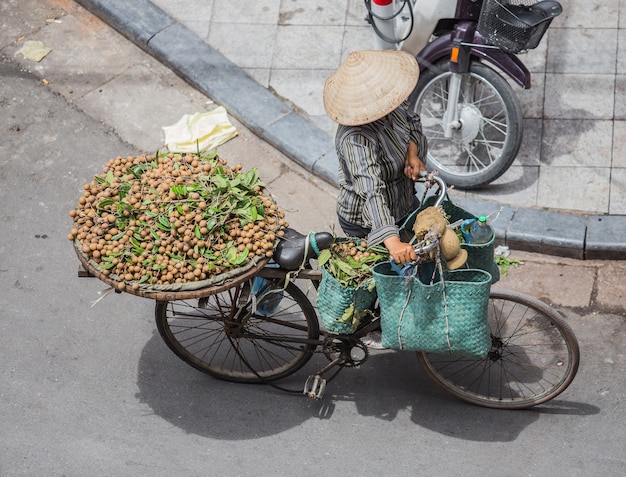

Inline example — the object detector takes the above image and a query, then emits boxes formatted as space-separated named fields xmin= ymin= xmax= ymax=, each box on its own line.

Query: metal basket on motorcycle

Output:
xmin=477 ymin=0 xmax=563 ymax=54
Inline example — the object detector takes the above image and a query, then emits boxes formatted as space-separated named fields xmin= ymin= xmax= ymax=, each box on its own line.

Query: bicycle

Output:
xmin=141 ymin=175 xmax=579 ymax=410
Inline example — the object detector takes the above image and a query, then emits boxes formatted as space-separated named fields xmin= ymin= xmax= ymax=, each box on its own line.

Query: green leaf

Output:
xmin=205 ymin=218 xmax=217 ymax=233
xmin=210 ymin=175 xmax=225 ymax=189
xmin=317 ymin=249 xmax=331 ymax=266
xmin=158 ymin=215 xmax=171 ymax=230
xmin=338 ymin=304 xmax=355 ymax=323
xmin=96 ymin=198 xmax=115 ymax=211
xmin=234 ymin=249 xmax=249 ymax=265
xmin=336 ymin=260 xmax=357 ymax=277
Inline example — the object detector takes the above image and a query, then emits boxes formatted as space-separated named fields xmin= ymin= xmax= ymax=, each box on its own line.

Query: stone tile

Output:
xmin=613 ymin=121 xmax=626 ymax=167
xmin=619 ymin=30 xmax=626 ymax=75
xmin=516 ymin=73 xmax=545 ymax=118
xmin=547 ymin=28 xmax=618 ymax=74
xmin=273 ymin=25 xmax=344 ymax=69
xmin=596 ymin=262 xmax=626 ymax=309
xmin=265 ymin=170 xmax=340 ymax=233
xmin=269 ymin=68 xmax=332 ymax=117
xmin=178 ymin=21 xmax=208 ymax=41
xmin=208 ymin=23 xmax=276 ymax=68
xmin=0 ymin=0 xmax=67 ymax=48
xmin=6 ymin=13 xmax=146 ymax=100
xmin=211 ymin=0 xmax=278 ymax=24
xmin=621 ymin=0 xmax=626 ymax=29
xmin=517 ymin=119 xmax=542 ymax=166
xmin=536 ymin=166 xmax=610 ymax=213
xmin=494 ymin=261 xmax=595 ymax=308
xmin=587 ymin=216 xmax=626 ymax=259
xmin=616 ymin=76 xmax=626 ymax=120
xmin=555 ymin=0 xmax=618 ymax=29
xmin=544 ymin=74 xmax=615 ymax=120
xmin=506 ymin=207 xmax=587 ymax=259
xmin=342 ymin=25 xmax=376 ymax=57
xmin=278 ymin=0 xmax=348 ymax=26
xmin=79 ymin=63 xmax=211 ymax=152
xmin=347 ymin=0 xmax=368 ymax=26
xmin=608 ymin=167 xmax=626 ymax=215
xmin=151 ymin=0 xmax=214 ymax=23
xmin=542 ymin=119 xmax=613 ymax=167
xmin=468 ymin=165 xmax=539 ymax=208
xmin=241 ymin=67 xmax=270 ymax=88
xmin=309 ymin=114 xmax=336 ymax=136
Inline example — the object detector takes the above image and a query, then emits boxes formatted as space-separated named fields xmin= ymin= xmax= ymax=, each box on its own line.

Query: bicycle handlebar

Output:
xmin=417 ymin=170 xmax=447 ymax=208
xmin=409 ymin=171 xmax=448 ymax=258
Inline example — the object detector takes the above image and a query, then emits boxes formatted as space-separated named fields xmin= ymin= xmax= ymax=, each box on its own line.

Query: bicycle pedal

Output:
xmin=303 ymin=375 xmax=326 ymax=400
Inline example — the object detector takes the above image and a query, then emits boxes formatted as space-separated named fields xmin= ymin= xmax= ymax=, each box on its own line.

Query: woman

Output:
xmin=323 ymin=50 xmax=428 ymax=264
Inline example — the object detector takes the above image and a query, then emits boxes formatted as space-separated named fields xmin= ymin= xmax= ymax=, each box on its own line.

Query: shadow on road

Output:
xmin=135 ymin=334 xmax=599 ymax=442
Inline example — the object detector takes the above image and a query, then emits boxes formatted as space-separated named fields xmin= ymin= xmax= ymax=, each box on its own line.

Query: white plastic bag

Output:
xmin=163 ymin=107 xmax=238 ymax=153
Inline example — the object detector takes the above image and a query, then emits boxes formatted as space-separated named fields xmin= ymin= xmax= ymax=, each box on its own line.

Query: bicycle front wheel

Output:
xmin=411 ymin=61 xmax=523 ymax=189
xmin=155 ymin=279 xmax=320 ymax=383
xmin=417 ymin=289 xmax=580 ymax=409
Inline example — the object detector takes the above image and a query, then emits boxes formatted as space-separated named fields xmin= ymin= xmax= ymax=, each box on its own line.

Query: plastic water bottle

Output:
xmin=467 ymin=215 xmax=494 ymax=244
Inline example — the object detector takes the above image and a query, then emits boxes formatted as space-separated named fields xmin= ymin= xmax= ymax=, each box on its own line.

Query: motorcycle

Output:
xmin=365 ymin=0 xmax=562 ymax=189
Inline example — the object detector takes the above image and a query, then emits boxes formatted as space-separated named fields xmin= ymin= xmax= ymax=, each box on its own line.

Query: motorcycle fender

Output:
xmin=416 ymin=34 xmax=532 ymax=89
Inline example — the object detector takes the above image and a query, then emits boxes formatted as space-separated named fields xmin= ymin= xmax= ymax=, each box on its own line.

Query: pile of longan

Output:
xmin=69 ymin=151 xmax=287 ymax=291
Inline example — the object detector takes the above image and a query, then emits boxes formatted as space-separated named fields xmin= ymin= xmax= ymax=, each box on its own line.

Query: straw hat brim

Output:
xmin=323 ymin=50 xmax=420 ymax=126
xmin=445 ymin=249 xmax=468 ymax=270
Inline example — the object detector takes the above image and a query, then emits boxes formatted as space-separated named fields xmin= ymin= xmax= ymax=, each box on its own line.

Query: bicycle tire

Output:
xmin=410 ymin=60 xmax=523 ymax=189
xmin=155 ymin=279 xmax=320 ymax=383
xmin=417 ymin=288 xmax=580 ymax=409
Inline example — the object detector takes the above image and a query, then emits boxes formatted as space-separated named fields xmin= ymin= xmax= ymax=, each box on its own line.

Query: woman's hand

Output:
xmin=384 ymin=235 xmax=417 ymax=264
xmin=404 ymin=140 xmax=426 ymax=181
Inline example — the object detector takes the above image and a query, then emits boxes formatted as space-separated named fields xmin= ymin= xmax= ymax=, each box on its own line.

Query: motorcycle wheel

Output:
xmin=410 ymin=60 xmax=523 ymax=189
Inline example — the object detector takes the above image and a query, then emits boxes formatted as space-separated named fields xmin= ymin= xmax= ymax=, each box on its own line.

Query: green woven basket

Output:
xmin=373 ymin=262 xmax=492 ymax=357
xmin=401 ymin=196 xmax=500 ymax=283
xmin=317 ymin=267 xmax=377 ymax=334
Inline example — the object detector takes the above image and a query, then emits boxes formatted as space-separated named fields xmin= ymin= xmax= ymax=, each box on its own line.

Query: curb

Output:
xmin=75 ymin=0 xmax=626 ymax=261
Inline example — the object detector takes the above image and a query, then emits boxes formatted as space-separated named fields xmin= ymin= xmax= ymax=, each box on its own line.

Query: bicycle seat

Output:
xmin=273 ymin=228 xmax=333 ymax=270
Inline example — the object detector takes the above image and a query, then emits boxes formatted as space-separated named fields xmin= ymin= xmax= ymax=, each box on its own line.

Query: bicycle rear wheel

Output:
xmin=417 ymin=289 xmax=580 ymax=409
xmin=155 ymin=279 xmax=320 ymax=383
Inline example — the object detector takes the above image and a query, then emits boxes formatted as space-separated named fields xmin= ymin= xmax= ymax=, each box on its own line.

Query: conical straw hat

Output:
xmin=323 ymin=50 xmax=419 ymax=126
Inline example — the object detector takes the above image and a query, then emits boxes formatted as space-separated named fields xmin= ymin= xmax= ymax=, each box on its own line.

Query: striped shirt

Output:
xmin=335 ymin=100 xmax=427 ymax=247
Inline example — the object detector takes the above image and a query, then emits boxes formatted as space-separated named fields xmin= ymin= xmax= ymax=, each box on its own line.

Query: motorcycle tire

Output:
xmin=409 ymin=60 xmax=523 ymax=189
